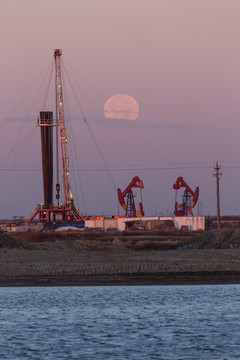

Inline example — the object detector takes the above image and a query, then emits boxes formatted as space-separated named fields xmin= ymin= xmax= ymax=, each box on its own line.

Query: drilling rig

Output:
xmin=28 ymin=49 xmax=82 ymax=225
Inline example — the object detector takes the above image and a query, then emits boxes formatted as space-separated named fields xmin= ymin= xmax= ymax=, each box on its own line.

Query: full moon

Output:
xmin=104 ymin=94 xmax=139 ymax=121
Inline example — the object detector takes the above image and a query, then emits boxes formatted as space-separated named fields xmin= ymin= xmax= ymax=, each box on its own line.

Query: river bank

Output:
xmin=1 ymin=228 xmax=240 ymax=286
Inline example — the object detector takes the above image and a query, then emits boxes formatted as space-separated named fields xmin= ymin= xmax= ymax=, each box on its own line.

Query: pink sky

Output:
xmin=0 ymin=0 xmax=240 ymax=218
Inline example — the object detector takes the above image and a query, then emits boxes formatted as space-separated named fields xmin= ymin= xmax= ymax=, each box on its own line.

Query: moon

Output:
xmin=104 ymin=94 xmax=139 ymax=121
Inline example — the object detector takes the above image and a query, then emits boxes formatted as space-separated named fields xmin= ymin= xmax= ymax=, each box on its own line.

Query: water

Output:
xmin=0 ymin=285 xmax=239 ymax=359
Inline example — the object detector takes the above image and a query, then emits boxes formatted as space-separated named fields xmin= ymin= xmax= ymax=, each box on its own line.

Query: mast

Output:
xmin=54 ymin=49 xmax=72 ymax=207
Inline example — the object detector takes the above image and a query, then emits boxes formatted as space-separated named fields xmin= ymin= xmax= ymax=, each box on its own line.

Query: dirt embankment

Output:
xmin=0 ymin=228 xmax=240 ymax=286
xmin=178 ymin=229 xmax=240 ymax=249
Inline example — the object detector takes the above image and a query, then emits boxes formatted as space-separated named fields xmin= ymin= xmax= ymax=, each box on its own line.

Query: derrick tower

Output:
xmin=54 ymin=49 xmax=72 ymax=207
xmin=28 ymin=49 xmax=82 ymax=224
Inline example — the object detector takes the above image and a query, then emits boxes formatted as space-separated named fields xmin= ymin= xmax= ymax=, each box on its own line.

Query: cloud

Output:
xmin=5 ymin=113 xmax=231 ymax=134
xmin=134 ymin=121 xmax=233 ymax=132
xmin=80 ymin=116 xmax=234 ymax=132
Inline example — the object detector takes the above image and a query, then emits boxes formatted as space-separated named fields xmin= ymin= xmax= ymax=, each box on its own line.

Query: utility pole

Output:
xmin=214 ymin=162 xmax=221 ymax=230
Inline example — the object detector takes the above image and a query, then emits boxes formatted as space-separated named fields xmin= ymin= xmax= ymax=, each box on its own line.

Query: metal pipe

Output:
xmin=39 ymin=111 xmax=53 ymax=208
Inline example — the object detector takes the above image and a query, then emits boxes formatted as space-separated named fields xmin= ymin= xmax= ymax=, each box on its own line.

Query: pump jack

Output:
xmin=173 ymin=176 xmax=199 ymax=216
xmin=117 ymin=176 xmax=145 ymax=217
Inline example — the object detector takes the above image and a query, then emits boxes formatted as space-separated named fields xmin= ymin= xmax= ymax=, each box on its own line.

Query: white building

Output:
xmin=85 ymin=216 xmax=205 ymax=232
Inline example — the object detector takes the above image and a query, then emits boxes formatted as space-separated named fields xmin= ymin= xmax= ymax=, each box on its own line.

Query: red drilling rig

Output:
xmin=173 ymin=176 xmax=199 ymax=216
xmin=117 ymin=176 xmax=145 ymax=217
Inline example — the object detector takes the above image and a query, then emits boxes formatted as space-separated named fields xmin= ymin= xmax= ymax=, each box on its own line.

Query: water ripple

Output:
xmin=0 ymin=285 xmax=239 ymax=359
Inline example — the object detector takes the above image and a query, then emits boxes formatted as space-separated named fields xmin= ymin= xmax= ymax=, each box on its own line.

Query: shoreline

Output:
xmin=1 ymin=228 xmax=240 ymax=287
xmin=1 ymin=271 xmax=240 ymax=287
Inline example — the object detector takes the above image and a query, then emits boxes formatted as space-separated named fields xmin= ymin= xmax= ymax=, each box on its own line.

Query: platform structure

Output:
xmin=28 ymin=202 xmax=82 ymax=224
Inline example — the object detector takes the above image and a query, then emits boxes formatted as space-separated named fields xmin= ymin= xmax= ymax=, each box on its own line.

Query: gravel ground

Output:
xmin=0 ymin=229 xmax=240 ymax=285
